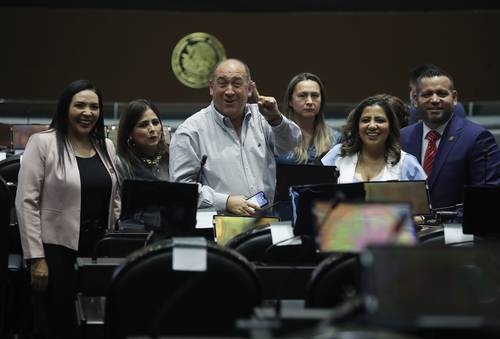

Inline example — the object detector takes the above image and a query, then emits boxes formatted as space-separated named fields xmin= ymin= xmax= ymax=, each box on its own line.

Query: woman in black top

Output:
xmin=16 ymin=79 xmax=120 ymax=339
xmin=116 ymin=99 xmax=169 ymax=182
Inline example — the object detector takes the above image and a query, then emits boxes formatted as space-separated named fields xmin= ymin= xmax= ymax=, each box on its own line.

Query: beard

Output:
xmin=418 ymin=106 xmax=454 ymax=128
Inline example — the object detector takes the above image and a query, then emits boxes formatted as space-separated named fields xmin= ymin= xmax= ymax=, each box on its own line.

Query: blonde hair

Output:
xmin=283 ymin=72 xmax=333 ymax=164
xmin=292 ymin=115 xmax=333 ymax=164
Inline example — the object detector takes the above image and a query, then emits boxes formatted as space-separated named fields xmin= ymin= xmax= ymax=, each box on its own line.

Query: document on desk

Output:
xmin=270 ymin=222 xmax=302 ymax=246
xmin=196 ymin=210 xmax=217 ymax=229
xmin=443 ymin=223 xmax=474 ymax=245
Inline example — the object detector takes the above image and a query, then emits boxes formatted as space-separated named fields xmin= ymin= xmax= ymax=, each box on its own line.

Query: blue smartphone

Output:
xmin=246 ymin=191 xmax=269 ymax=208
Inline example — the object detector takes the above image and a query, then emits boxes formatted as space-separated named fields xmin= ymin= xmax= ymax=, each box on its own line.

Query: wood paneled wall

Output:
xmin=1 ymin=8 xmax=499 ymax=103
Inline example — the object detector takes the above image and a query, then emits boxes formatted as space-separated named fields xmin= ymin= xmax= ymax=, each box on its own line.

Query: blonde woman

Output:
xmin=277 ymin=72 xmax=340 ymax=165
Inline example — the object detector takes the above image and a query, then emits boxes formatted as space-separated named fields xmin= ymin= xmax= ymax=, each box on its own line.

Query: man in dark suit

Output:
xmin=400 ymin=67 xmax=500 ymax=211
xmin=408 ymin=64 xmax=466 ymax=124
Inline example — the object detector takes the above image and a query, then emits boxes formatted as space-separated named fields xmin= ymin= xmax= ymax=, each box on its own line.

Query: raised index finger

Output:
xmin=249 ymin=81 xmax=260 ymax=103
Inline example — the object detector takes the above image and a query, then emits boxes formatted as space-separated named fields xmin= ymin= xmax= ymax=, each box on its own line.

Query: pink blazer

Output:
xmin=15 ymin=130 xmax=121 ymax=259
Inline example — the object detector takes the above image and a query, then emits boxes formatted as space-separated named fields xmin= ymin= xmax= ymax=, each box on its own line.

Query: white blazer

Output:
xmin=321 ymin=144 xmax=426 ymax=183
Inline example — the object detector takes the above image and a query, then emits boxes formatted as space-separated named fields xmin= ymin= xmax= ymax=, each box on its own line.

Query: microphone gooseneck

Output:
xmin=432 ymin=203 xmax=464 ymax=212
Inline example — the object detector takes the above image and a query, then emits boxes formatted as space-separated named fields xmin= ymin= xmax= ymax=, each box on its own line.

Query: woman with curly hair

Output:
xmin=322 ymin=95 xmax=425 ymax=183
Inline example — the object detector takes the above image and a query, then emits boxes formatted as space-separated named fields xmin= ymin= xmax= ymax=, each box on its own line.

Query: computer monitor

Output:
xmin=120 ymin=179 xmax=198 ymax=237
xmin=275 ymin=163 xmax=338 ymax=203
xmin=463 ymin=185 xmax=500 ymax=236
xmin=316 ymin=202 xmax=417 ymax=253
xmin=291 ymin=182 xmax=366 ymax=237
xmin=292 ymin=180 xmax=431 ymax=237
xmin=364 ymin=180 xmax=431 ymax=216
xmin=362 ymin=246 xmax=500 ymax=330
xmin=214 ymin=215 xmax=279 ymax=246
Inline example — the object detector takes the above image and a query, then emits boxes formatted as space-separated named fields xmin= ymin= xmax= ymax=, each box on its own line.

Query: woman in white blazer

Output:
xmin=15 ymin=80 xmax=120 ymax=339
xmin=322 ymin=95 xmax=426 ymax=183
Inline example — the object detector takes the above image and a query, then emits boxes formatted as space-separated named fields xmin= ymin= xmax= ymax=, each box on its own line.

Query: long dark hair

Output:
xmin=50 ymin=79 xmax=111 ymax=169
xmin=341 ymin=96 xmax=401 ymax=165
xmin=117 ymin=99 xmax=168 ymax=168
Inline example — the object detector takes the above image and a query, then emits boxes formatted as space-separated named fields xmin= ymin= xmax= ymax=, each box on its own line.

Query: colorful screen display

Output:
xmin=316 ymin=202 xmax=417 ymax=253
xmin=214 ymin=216 xmax=279 ymax=246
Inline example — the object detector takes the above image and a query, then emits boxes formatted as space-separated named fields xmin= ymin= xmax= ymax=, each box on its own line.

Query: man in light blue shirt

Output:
xmin=170 ymin=59 xmax=301 ymax=215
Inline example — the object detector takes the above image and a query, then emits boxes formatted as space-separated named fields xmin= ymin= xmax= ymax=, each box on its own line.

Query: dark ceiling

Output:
xmin=1 ymin=0 xmax=500 ymax=12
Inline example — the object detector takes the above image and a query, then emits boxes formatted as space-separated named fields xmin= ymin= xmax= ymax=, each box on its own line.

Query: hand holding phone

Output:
xmin=226 ymin=195 xmax=258 ymax=216
xmin=246 ymin=191 xmax=269 ymax=208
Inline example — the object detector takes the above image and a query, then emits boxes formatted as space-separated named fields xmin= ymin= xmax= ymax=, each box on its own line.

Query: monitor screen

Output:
xmin=292 ymin=181 xmax=430 ymax=237
xmin=214 ymin=215 xmax=279 ymax=246
xmin=462 ymin=186 xmax=500 ymax=237
xmin=291 ymin=182 xmax=366 ymax=236
xmin=364 ymin=180 xmax=431 ymax=216
xmin=275 ymin=163 xmax=338 ymax=203
xmin=316 ymin=202 xmax=417 ymax=253
xmin=120 ymin=179 xmax=198 ymax=237
xmin=362 ymin=246 xmax=500 ymax=330
xmin=463 ymin=185 xmax=500 ymax=236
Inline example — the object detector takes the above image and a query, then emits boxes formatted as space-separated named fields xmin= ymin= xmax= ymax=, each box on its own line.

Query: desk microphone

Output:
xmin=435 ymin=210 xmax=458 ymax=218
xmin=432 ymin=203 xmax=464 ymax=211
xmin=196 ymin=155 xmax=207 ymax=183
xmin=427 ymin=203 xmax=464 ymax=224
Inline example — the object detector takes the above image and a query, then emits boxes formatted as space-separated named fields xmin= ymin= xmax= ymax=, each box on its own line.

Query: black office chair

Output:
xmin=226 ymin=228 xmax=316 ymax=264
xmin=105 ymin=239 xmax=262 ymax=338
xmin=226 ymin=228 xmax=273 ymax=263
xmin=1 ymin=175 xmax=33 ymax=337
xmin=226 ymin=228 xmax=317 ymax=264
xmin=0 ymin=156 xmax=21 ymax=253
xmin=306 ymin=254 xmax=360 ymax=308
xmin=0 ymin=155 xmax=21 ymax=184
xmin=418 ymin=228 xmax=445 ymax=246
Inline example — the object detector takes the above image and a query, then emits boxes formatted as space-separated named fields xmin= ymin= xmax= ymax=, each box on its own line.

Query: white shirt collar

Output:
xmin=210 ymin=101 xmax=252 ymax=128
xmin=422 ymin=113 xmax=453 ymax=138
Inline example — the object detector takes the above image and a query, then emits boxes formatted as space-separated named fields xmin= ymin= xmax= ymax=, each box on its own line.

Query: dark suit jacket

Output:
xmin=400 ymin=114 xmax=500 ymax=209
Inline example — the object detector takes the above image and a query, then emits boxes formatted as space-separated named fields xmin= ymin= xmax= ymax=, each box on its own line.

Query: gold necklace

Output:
xmin=141 ymin=153 xmax=163 ymax=167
